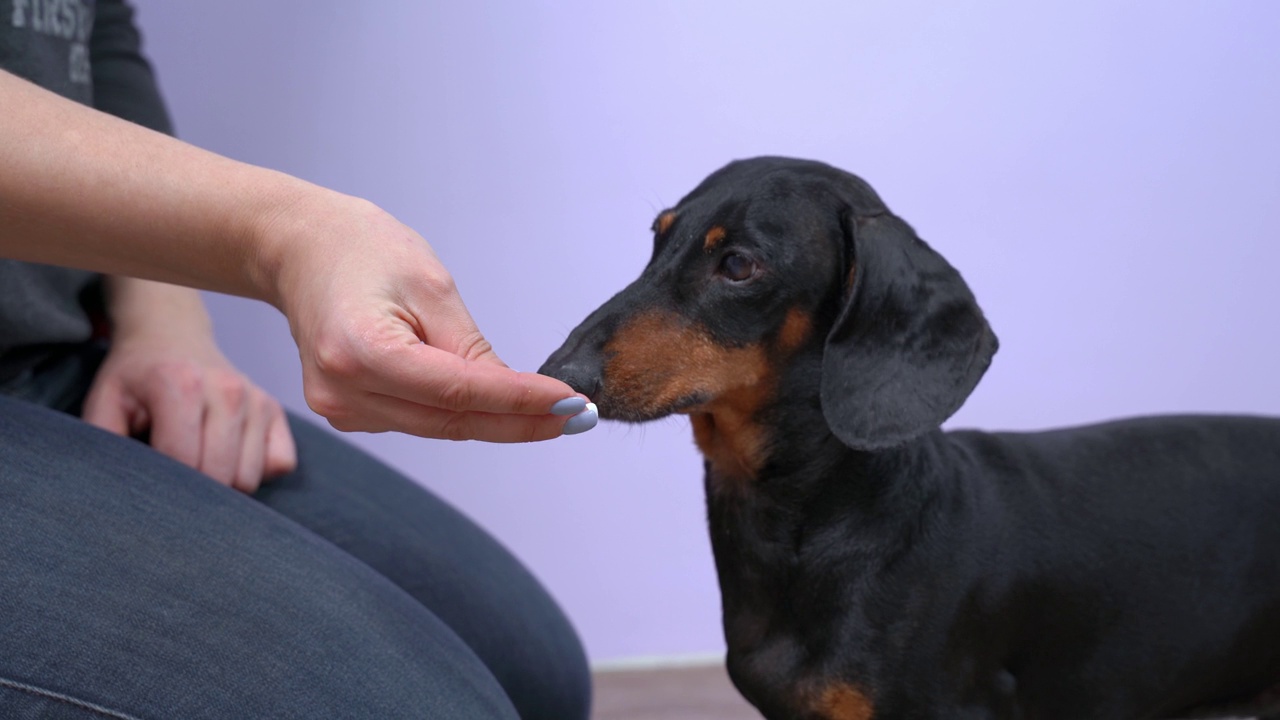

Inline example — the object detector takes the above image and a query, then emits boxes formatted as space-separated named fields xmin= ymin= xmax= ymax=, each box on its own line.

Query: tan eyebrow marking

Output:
xmin=704 ymin=226 xmax=726 ymax=252
xmin=656 ymin=211 xmax=676 ymax=235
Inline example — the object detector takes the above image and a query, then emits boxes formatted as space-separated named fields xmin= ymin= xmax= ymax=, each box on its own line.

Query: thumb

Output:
xmin=467 ymin=332 xmax=510 ymax=369
xmin=419 ymin=292 xmax=511 ymax=369
xmin=81 ymin=379 xmax=131 ymax=436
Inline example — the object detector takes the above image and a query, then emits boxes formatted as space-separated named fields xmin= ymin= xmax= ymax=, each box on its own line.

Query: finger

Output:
xmin=81 ymin=379 xmax=130 ymax=436
xmin=145 ymin=369 xmax=204 ymax=469
xmin=197 ymin=375 xmax=249 ymax=486
xmin=361 ymin=342 xmax=582 ymax=416
xmin=232 ymin=391 xmax=272 ymax=494
xmin=262 ymin=403 xmax=297 ymax=479
xmin=332 ymin=390 xmax=579 ymax=443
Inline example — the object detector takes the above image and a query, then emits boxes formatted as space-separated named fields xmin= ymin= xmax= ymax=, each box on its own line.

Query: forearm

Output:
xmin=0 ymin=71 xmax=588 ymax=442
xmin=104 ymin=276 xmax=213 ymax=340
xmin=0 ymin=68 xmax=323 ymax=306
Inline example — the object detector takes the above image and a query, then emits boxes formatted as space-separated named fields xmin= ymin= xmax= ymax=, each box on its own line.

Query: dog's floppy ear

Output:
xmin=821 ymin=209 xmax=998 ymax=450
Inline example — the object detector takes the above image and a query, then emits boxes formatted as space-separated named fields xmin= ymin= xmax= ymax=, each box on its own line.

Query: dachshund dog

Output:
xmin=540 ymin=157 xmax=1280 ymax=720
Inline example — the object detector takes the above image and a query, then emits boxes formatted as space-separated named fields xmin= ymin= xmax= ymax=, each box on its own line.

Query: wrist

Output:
xmin=245 ymin=181 xmax=390 ymax=318
xmin=241 ymin=176 xmax=376 ymax=310
xmin=231 ymin=169 xmax=320 ymax=309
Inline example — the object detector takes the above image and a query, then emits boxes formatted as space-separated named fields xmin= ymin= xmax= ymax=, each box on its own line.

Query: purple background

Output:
xmin=134 ymin=2 xmax=1280 ymax=662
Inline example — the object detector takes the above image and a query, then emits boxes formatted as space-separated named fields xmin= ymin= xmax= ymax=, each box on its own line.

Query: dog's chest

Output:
xmin=725 ymin=629 xmax=878 ymax=720
xmin=707 ymin=489 xmax=884 ymax=718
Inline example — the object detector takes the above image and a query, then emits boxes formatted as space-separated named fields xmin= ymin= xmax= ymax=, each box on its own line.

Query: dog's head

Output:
xmin=540 ymin=156 xmax=997 ymax=452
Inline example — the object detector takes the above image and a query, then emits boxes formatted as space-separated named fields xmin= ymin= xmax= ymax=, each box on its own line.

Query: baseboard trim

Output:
xmin=591 ymin=652 xmax=725 ymax=673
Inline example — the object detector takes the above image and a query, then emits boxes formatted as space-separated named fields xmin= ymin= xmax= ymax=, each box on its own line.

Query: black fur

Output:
xmin=541 ymin=156 xmax=1280 ymax=720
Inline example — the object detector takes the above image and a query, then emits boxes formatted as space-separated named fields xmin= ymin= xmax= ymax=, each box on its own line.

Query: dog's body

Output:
xmin=708 ymin=414 xmax=1280 ymax=720
xmin=540 ymin=157 xmax=1280 ymax=719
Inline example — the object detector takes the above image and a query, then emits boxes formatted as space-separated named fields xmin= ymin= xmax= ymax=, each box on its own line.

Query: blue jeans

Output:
xmin=0 ymin=346 xmax=590 ymax=719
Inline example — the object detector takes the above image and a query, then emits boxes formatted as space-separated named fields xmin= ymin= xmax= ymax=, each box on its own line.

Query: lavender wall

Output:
xmin=134 ymin=2 xmax=1280 ymax=662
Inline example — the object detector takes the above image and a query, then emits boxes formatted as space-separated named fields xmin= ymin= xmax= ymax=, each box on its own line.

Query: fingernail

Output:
xmin=561 ymin=402 xmax=598 ymax=436
xmin=550 ymin=397 xmax=588 ymax=416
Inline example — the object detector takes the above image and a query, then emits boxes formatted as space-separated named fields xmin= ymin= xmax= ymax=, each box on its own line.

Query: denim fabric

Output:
xmin=0 ymin=354 xmax=590 ymax=719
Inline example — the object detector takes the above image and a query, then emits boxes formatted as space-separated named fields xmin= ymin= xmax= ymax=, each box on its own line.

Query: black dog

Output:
xmin=541 ymin=157 xmax=1280 ymax=719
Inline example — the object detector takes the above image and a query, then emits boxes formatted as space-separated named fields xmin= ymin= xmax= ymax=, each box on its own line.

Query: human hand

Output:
xmin=260 ymin=191 xmax=596 ymax=443
xmin=82 ymin=281 xmax=297 ymax=493
xmin=0 ymin=70 xmax=592 ymax=441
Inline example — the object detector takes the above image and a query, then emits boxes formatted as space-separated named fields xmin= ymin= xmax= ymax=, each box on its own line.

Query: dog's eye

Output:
xmin=717 ymin=252 xmax=757 ymax=282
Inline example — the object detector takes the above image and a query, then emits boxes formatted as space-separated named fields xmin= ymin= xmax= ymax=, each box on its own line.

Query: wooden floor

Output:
xmin=591 ymin=665 xmax=1271 ymax=720
xmin=592 ymin=663 xmax=759 ymax=720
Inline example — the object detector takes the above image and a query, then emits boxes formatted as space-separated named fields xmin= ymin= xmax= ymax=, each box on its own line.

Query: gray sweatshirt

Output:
xmin=0 ymin=0 xmax=174 ymax=386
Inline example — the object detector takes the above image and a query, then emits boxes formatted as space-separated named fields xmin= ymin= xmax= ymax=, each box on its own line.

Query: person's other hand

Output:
xmin=262 ymin=192 xmax=595 ymax=443
xmin=82 ymin=282 xmax=297 ymax=493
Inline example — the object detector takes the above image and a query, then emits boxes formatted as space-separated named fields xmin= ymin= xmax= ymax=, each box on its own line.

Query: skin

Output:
xmin=81 ymin=277 xmax=296 ymax=493
xmin=0 ymin=69 xmax=588 ymax=490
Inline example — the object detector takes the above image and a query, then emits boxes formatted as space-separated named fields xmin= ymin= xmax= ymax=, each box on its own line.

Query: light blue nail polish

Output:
xmin=562 ymin=403 xmax=598 ymax=436
xmin=550 ymin=397 xmax=588 ymax=416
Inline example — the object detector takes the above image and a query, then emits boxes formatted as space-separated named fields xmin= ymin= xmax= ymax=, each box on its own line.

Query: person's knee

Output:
xmin=503 ymin=613 xmax=592 ymax=720
xmin=270 ymin=413 xmax=593 ymax=719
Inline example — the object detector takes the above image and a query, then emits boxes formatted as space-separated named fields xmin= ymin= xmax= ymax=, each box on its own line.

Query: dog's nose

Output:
xmin=538 ymin=354 xmax=603 ymax=400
